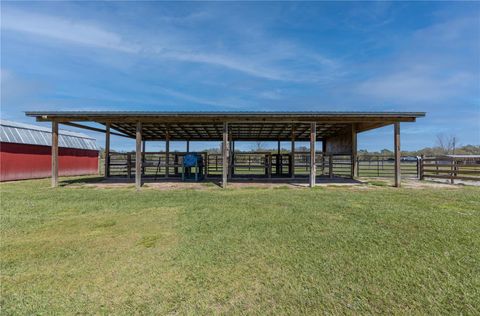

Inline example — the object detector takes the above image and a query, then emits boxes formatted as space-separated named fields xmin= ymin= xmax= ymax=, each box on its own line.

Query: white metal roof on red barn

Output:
xmin=0 ymin=120 xmax=98 ymax=151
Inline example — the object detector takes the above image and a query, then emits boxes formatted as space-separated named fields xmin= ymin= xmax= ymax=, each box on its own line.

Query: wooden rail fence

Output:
xmin=104 ymin=152 xmax=480 ymax=183
xmin=357 ymin=155 xmax=418 ymax=178
xmin=419 ymin=156 xmax=480 ymax=183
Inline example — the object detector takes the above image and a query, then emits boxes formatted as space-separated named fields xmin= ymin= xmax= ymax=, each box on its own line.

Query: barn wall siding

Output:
xmin=324 ymin=132 xmax=353 ymax=154
xmin=0 ymin=142 xmax=98 ymax=181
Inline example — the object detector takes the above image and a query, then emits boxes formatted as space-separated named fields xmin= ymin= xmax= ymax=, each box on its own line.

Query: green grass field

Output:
xmin=1 ymin=178 xmax=479 ymax=314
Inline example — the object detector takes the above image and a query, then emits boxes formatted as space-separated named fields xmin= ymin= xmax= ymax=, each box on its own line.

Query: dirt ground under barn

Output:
xmin=58 ymin=176 xmax=472 ymax=190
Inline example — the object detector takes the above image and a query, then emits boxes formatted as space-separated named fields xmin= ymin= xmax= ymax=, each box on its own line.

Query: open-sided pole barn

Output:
xmin=25 ymin=111 xmax=425 ymax=189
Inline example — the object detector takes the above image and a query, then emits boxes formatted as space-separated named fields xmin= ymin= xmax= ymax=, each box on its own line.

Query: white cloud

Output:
xmin=259 ymin=89 xmax=284 ymax=100
xmin=354 ymin=14 xmax=480 ymax=103
xmin=1 ymin=8 xmax=342 ymax=83
xmin=356 ymin=70 xmax=476 ymax=102
xmin=1 ymin=9 xmax=139 ymax=53
xmin=155 ymin=87 xmax=229 ymax=108
xmin=0 ymin=69 xmax=46 ymax=108
xmin=159 ymin=51 xmax=287 ymax=81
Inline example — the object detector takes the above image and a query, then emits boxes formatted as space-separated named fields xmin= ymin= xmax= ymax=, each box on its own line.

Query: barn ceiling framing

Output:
xmin=25 ymin=111 xmax=425 ymax=141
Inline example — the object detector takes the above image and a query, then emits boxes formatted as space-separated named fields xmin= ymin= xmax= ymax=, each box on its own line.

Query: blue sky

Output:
xmin=1 ymin=1 xmax=479 ymax=152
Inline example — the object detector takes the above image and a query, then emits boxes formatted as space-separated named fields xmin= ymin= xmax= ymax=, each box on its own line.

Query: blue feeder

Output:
xmin=182 ymin=153 xmax=204 ymax=181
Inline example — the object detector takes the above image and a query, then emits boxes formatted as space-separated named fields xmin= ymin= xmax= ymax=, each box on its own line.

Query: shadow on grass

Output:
xmin=59 ymin=177 xmax=105 ymax=187
xmin=59 ymin=176 xmax=226 ymax=189
xmin=58 ymin=175 xmax=365 ymax=189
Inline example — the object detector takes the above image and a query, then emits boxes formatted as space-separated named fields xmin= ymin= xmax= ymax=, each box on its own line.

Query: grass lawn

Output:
xmin=1 ymin=178 xmax=479 ymax=314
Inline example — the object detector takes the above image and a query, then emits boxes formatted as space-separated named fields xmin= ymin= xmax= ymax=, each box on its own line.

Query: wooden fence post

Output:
xmin=377 ymin=156 xmax=380 ymax=177
xmin=267 ymin=154 xmax=272 ymax=179
xmin=126 ymin=153 xmax=131 ymax=178
xmin=228 ymin=134 xmax=233 ymax=179
xmin=419 ymin=155 xmax=424 ymax=180
xmin=165 ymin=130 xmax=170 ymax=178
xmin=356 ymin=156 xmax=360 ymax=177
xmin=321 ymin=154 xmax=325 ymax=175
xmin=291 ymin=125 xmax=295 ymax=179
xmin=351 ymin=124 xmax=357 ymax=179
xmin=453 ymin=160 xmax=458 ymax=184
xmin=204 ymin=152 xmax=209 ymax=179
xmin=450 ymin=159 xmax=455 ymax=184
xmin=329 ymin=155 xmax=333 ymax=179
xmin=141 ymin=141 xmax=146 ymax=176
xmin=105 ymin=123 xmax=110 ymax=178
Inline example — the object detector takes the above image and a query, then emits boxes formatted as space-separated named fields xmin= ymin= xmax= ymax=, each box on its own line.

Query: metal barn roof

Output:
xmin=25 ymin=111 xmax=425 ymax=141
xmin=24 ymin=111 xmax=426 ymax=117
xmin=0 ymin=120 xmax=98 ymax=151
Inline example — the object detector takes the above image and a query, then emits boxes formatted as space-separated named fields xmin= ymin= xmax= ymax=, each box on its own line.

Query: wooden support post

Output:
xmin=51 ymin=121 xmax=59 ymax=187
xmin=222 ymin=122 xmax=228 ymax=188
xmin=291 ymin=125 xmax=295 ymax=179
xmin=394 ymin=122 xmax=401 ymax=187
xmin=104 ymin=123 xmax=110 ymax=178
xmin=351 ymin=124 xmax=358 ymax=179
xmin=186 ymin=140 xmax=190 ymax=153
xmin=135 ymin=122 xmax=142 ymax=190
xmin=165 ymin=130 xmax=170 ymax=178
xmin=310 ymin=122 xmax=316 ymax=188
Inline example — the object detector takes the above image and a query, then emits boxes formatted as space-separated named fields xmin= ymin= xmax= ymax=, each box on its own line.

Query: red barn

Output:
xmin=1 ymin=120 xmax=99 ymax=181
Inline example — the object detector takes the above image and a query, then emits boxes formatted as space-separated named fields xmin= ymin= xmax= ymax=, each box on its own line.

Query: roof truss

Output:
xmin=25 ymin=111 xmax=425 ymax=141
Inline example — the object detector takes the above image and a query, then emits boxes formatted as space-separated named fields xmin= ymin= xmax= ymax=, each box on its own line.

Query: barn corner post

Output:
xmin=51 ymin=120 xmax=59 ymax=188
xmin=309 ymin=122 xmax=316 ymax=188
xmin=104 ymin=123 xmax=110 ymax=178
xmin=135 ymin=121 xmax=142 ymax=190
xmin=394 ymin=122 xmax=401 ymax=187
